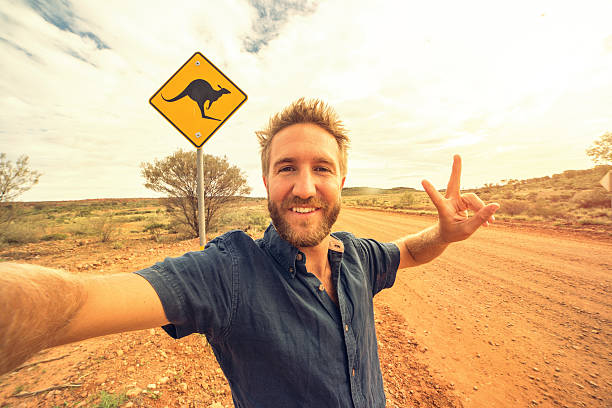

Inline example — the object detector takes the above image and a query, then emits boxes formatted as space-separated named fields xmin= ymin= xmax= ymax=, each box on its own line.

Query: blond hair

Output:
xmin=256 ymin=98 xmax=350 ymax=176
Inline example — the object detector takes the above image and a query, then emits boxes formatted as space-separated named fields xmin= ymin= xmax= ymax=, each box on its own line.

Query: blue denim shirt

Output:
xmin=135 ymin=224 xmax=400 ymax=407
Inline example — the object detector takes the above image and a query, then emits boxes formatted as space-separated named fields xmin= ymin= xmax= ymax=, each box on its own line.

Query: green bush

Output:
xmin=124 ymin=215 xmax=146 ymax=222
xmin=96 ymin=390 xmax=127 ymax=408
xmin=143 ymin=221 xmax=167 ymax=241
xmin=41 ymin=233 xmax=68 ymax=241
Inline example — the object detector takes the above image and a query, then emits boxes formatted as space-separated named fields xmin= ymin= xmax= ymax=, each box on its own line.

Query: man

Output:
xmin=0 ymin=98 xmax=499 ymax=407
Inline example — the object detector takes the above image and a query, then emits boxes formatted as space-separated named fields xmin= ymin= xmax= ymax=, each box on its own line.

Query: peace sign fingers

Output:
xmin=445 ymin=154 xmax=462 ymax=199
xmin=421 ymin=178 xmax=446 ymax=213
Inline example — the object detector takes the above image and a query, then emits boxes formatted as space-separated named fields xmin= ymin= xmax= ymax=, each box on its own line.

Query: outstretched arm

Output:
xmin=394 ymin=155 xmax=500 ymax=269
xmin=0 ymin=263 xmax=168 ymax=375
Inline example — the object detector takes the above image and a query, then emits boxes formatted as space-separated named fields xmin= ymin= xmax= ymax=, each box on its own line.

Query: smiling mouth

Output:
xmin=290 ymin=207 xmax=318 ymax=214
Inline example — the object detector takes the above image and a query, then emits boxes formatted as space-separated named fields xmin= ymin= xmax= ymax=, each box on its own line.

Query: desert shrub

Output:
xmin=591 ymin=209 xmax=611 ymax=217
xmin=124 ymin=215 xmax=146 ymax=222
xmin=91 ymin=213 xmax=122 ymax=242
xmin=563 ymin=170 xmax=579 ymax=178
xmin=0 ymin=222 xmax=42 ymax=244
xmin=214 ymin=208 xmax=269 ymax=233
xmin=502 ymin=190 xmax=515 ymax=199
xmin=249 ymin=213 xmax=270 ymax=230
xmin=528 ymin=201 xmax=564 ymax=219
xmin=96 ymin=390 xmax=127 ymax=408
xmin=115 ymin=210 xmax=136 ymax=216
xmin=0 ymin=204 xmax=21 ymax=226
xmin=66 ymin=219 xmax=93 ymax=236
xmin=499 ymin=200 xmax=530 ymax=216
xmin=570 ymin=189 xmax=611 ymax=208
xmin=41 ymin=232 xmax=68 ymax=241
xmin=143 ymin=221 xmax=167 ymax=242
xmin=398 ymin=192 xmax=415 ymax=208
xmin=578 ymin=218 xmax=607 ymax=225
xmin=548 ymin=192 xmax=572 ymax=202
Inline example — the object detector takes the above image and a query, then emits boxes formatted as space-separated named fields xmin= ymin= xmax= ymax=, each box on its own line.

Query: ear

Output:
xmin=262 ymin=175 xmax=268 ymax=190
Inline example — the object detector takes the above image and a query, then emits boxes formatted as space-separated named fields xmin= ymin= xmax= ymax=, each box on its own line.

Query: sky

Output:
xmin=1 ymin=0 xmax=611 ymax=201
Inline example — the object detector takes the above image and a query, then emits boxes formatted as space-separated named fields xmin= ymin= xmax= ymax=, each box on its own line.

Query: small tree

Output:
xmin=0 ymin=153 xmax=42 ymax=202
xmin=141 ymin=149 xmax=251 ymax=237
xmin=586 ymin=132 xmax=612 ymax=164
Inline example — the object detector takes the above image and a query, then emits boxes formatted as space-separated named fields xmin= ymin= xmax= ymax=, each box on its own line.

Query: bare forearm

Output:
xmin=394 ymin=223 xmax=449 ymax=269
xmin=0 ymin=263 xmax=87 ymax=375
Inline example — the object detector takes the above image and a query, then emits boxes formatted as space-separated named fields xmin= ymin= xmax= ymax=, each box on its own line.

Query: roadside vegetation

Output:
xmin=0 ymin=165 xmax=609 ymax=250
xmin=141 ymin=150 xmax=251 ymax=236
xmin=342 ymin=165 xmax=612 ymax=230
xmin=0 ymin=149 xmax=259 ymax=250
xmin=0 ymin=197 xmax=268 ymax=249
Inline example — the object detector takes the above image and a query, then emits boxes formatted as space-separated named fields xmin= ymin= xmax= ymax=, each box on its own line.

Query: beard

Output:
xmin=268 ymin=195 xmax=341 ymax=248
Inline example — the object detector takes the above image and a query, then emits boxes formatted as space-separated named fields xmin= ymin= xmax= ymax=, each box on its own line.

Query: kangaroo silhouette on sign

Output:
xmin=162 ymin=79 xmax=231 ymax=121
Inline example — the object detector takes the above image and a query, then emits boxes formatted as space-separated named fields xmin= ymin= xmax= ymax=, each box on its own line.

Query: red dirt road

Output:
xmin=0 ymin=208 xmax=610 ymax=407
xmin=334 ymin=208 xmax=612 ymax=407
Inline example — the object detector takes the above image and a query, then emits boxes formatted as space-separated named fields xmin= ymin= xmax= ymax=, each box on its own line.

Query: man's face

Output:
xmin=263 ymin=123 xmax=346 ymax=248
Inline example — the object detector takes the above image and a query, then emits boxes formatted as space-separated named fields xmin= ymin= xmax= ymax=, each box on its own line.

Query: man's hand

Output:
xmin=394 ymin=154 xmax=500 ymax=269
xmin=422 ymin=154 xmax=500 ymax=244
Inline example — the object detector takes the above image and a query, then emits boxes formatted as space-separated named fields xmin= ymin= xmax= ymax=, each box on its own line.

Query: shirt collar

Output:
xmin=263 ymin=224 xmax=299 ymax=277
xmin=263 ymin=223 xmax=344 ymax=278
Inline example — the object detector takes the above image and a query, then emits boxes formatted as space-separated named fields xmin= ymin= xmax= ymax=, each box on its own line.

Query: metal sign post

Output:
xmin=197 ymin=148 xmax=205 ymax=250
xmin=150 ymin=52 xmax=247 ymax=249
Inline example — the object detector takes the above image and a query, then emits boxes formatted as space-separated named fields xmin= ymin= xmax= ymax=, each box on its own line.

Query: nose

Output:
xmin=292 ymin=169 xmax=316 ymax=199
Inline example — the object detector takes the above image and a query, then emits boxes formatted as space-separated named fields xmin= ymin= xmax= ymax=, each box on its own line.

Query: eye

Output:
xmin=315 ymin=166 xmax=331 ymax=173
xmin=278 ymin=166 xmax=295 ymax=173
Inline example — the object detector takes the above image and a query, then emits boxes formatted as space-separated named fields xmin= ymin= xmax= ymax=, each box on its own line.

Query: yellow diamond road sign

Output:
xmin=150 ymin=52 xmax=247 ymax=148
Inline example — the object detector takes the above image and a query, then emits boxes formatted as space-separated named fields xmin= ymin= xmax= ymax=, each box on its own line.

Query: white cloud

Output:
xmin=1 ymin=0 xmax=611 ymax=201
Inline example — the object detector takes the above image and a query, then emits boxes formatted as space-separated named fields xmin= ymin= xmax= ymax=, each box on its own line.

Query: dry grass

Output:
xmin=1 ymin=165 xmax=610 ymax=248
xmin=342 ymin=165 xmax=612 ymax=229
xmin=0 ymin=198 xmax=270 ymax=248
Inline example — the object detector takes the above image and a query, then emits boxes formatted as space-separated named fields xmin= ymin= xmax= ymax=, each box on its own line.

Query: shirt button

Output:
xmin=345 ymin=324 xmax=349 ymax=332
xmin=318 ymin=284 xmax=324 ymax=291
xmin=296 ymin=253 xmax=303 ymax=261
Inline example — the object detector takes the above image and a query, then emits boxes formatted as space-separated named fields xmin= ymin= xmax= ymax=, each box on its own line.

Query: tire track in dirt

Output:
xmin=333 ymin=208 xmax=611 ymax=408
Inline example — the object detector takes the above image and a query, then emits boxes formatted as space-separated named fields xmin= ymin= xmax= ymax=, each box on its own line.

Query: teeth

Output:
xmin=292 ymin=207 xmax=316 ymax=213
